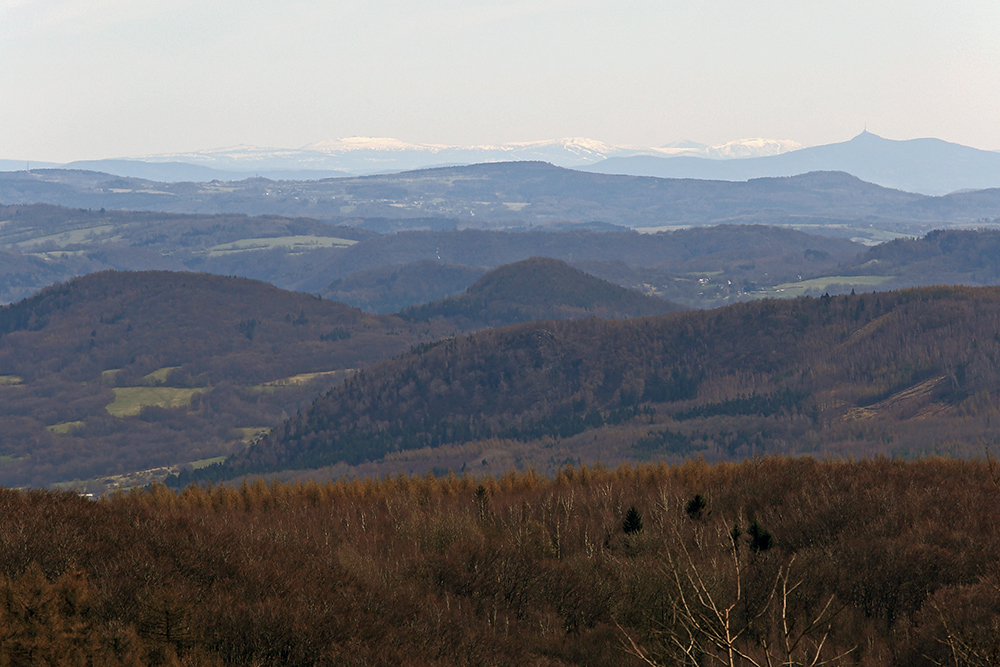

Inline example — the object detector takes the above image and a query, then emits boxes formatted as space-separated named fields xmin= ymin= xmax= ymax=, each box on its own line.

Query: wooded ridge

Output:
xmin=193 ymin=285 xmax=1000 ymax=483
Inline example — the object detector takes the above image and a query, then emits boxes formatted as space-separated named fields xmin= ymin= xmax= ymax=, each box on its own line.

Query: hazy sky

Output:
xmin=2 ymin=0 xmax=999 ymax=162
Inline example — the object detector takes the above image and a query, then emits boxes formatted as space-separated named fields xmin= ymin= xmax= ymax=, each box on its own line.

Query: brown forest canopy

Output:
xmin=2 ymin=459 xmax=999 ymax=666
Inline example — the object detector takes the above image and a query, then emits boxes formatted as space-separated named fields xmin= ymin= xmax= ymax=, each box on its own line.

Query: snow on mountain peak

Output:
xmin=304 ymin=137 xmax=452 ymax=153
xmin=651 ymin=138 xmax=802 ymax=159
xmin=710 ymin=138 xmax=803 ymax=158
xmin=131 ymin=135 xmax=806 ymax=175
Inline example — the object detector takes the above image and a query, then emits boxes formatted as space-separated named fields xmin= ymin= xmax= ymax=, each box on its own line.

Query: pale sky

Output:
xmin=2 ymin=0 xmax=999 ymax=162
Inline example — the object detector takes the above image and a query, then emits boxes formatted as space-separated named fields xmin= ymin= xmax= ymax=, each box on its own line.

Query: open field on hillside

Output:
xmin=760 ymin=274 xmax=895 ymax=298
xmin=208 ymin=234 xmax=357 ymax=256
xmin=106 ymin=387 xmax=202 ymax=417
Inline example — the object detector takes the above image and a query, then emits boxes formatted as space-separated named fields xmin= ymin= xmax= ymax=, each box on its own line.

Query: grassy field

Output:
xmin=99 ymin=369 xmax=121 ymax=384
xmin=0 ymin=454 xmax=29 ymax=467
xmin=761 ymin=274 xmax=894 ymax=298
xmin=254 ymin=369 xmax=355 ymax=391
xmin=141 ymin=366 xmax=180 ymax=385
xmin=47 ymin=421 xmax=85 ymax=434
xmin=788 ymin=224 xmax=916 ymax=246
xmin=233 ymin=426 xmax=271 ymax=443
xmin=190 ymin=456 xmax=227 ymax=469
xmin=208 ymin=235 xmax=357 ymax=256
xmin=15 ymin=224 xmax=118 ymax=249
xmin=106 ymin=387 xmax=201 ymax=417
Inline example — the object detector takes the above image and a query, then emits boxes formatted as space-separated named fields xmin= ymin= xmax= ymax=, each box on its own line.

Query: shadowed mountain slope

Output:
xmin=400 ymin=257 xmax=682 ymax=327
xmin=193 ymin=285 xmax=1000 ymax=482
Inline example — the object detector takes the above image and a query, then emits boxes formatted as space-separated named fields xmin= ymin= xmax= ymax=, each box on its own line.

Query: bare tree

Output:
xmin=620 ymin=519 xmax=855 ymax=667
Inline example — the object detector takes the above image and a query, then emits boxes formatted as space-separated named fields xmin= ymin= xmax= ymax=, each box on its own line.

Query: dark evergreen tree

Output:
xmin=622 ymin=505 xmax=643 ymax=534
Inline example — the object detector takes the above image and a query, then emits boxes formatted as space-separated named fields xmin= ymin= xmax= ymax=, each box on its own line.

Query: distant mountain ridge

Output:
xmin=585 ymin=131 xmax=1000 ymax=196
xmin=4 ymin=165 xmax=1000 ymax=237
xmin=0 ymin=136 xmax=801 ymax=182
xmin=7 ymin=133 xmax=999 ymax=194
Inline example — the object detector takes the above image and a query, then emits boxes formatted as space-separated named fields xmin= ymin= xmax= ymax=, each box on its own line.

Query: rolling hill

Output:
xmin=3 ymin=164 xmax=1000 ymax=237
xmin=189 ymin=285 xmax=1000 ymax=483
xmin=0 ymin=270 xmax=450 ymax=488
xmin=0 ymin=204 xmax=865 ymax=309
xmin=312 ymin=224 xmax=865 ymax=309
xmin=400 ymin=257 xmax=682 ymax=327
xmin=0 ymin=204 xmax=374 ymax=304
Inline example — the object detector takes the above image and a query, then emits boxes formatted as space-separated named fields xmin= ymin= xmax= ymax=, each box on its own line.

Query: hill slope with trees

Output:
xmin=0 ymin=271 xmax=449 ymax=488
xmin=0 ymin=204 xmax=372 ymax=304
xmin=313 ymin=224 xmax=865 ymax=309
xmin=839 ymin=228 xmax=1000 ymax=288
xmin=195 ymin=286 xmax=1000 ymax=482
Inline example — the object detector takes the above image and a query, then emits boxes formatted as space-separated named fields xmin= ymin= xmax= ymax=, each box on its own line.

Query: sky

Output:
xmin=2 ymin=0 xmax=999 ymax=162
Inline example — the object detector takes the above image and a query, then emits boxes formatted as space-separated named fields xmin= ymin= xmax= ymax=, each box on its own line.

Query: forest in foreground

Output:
xmin=2 ymin=458 xmax=999 ymax=666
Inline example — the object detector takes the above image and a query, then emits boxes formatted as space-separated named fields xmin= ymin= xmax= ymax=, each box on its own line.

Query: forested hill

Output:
xmin=197 ymin=286 xmax=1000 ymax=482
xmin=840 ymin=228 xmax=1000 ymax=288
xmin=0 ymin=270 xmax=429 ymax=385
xmin=0 ymin=270 xmax=450 ymax=488
xmin=399 ymin=257 xmax=682 ymax=327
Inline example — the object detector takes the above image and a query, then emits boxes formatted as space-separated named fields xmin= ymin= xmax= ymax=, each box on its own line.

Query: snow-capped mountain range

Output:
xmin=120 ymin=136 xmax=803 ymax=176
xmin=0 ymin=137 xmax=802 ymax=183
xmin=5 ymin=134 xmax=998 ymax=195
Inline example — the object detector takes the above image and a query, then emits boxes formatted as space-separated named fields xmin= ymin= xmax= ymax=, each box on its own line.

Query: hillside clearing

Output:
xmin=106 ymin=387 xmax=201 ymax=417
xmin=208 ymin=235 xmax=357 ymax=256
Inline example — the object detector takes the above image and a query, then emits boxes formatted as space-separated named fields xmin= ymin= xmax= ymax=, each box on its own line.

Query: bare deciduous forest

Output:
xmin=1 ymin=459 xmax=998 ymax=666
